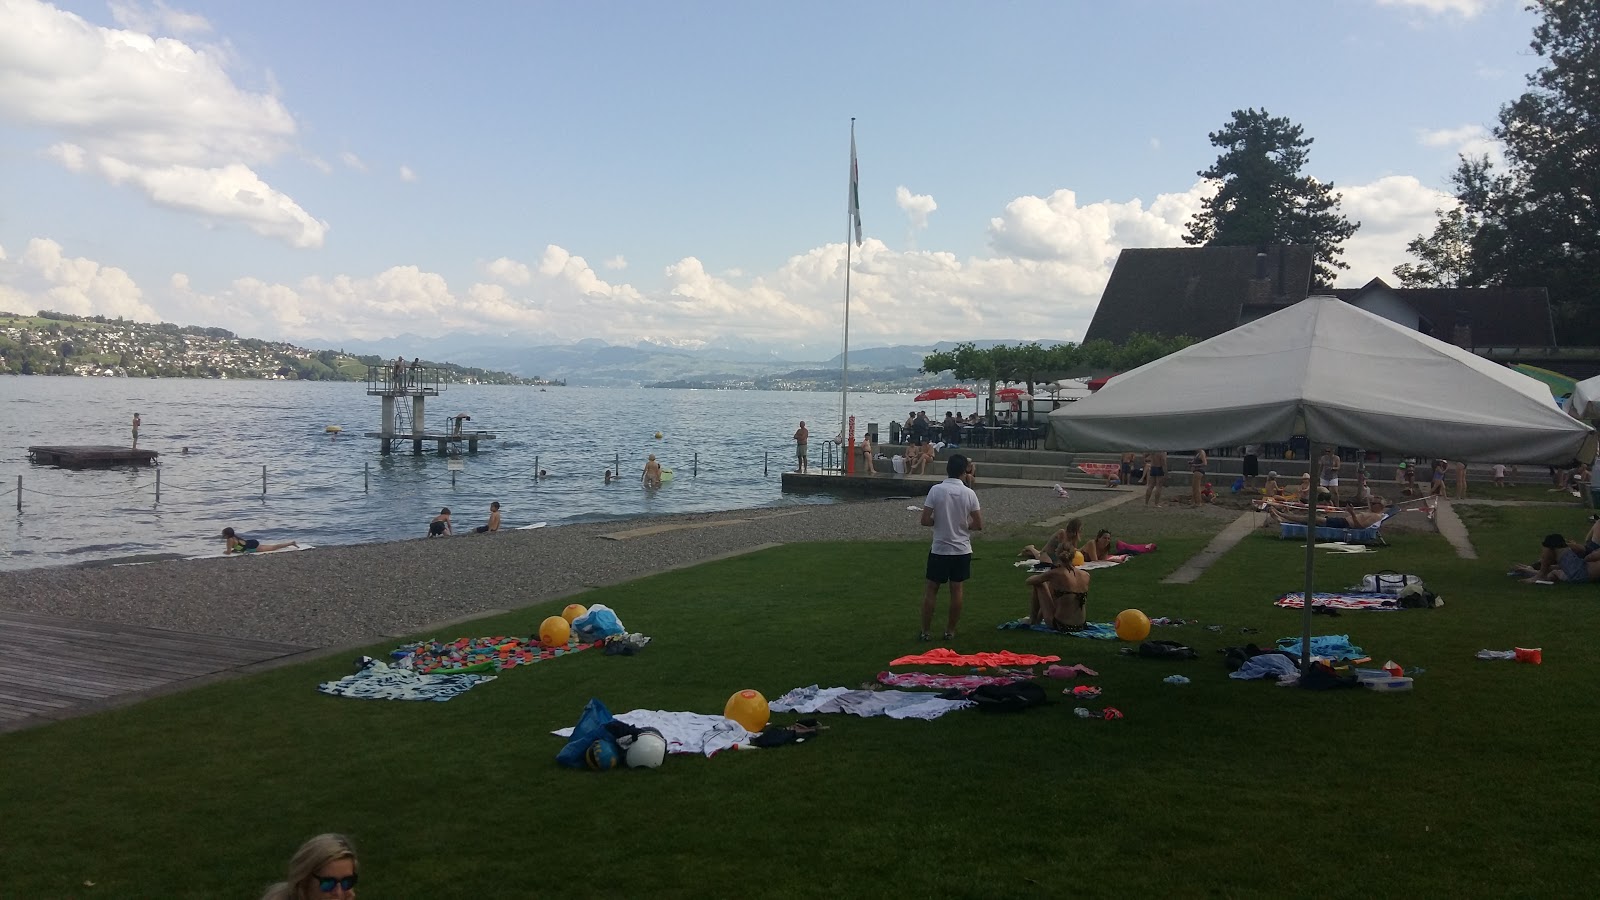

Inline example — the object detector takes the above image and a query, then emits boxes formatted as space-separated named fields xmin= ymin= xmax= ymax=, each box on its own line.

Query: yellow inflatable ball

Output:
xmin=1114 ymin=608 xmax=1151 ymax=642
xmin=724 ymin=689 xmax=769 ymax=733
xmin=538 ymin=615 xmax=571 ymax=648
xmin=1071 ymin=550 xmax=1085 ymax=567
xmin=561 ymin=603 xmax=587 ymax=624
xmin=654 ymin=432 xmax=663 ymax=440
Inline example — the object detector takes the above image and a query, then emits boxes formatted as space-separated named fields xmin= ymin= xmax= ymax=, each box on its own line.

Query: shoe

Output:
xmin=918 ymin=631 xmax=932 ymax=642
xmin=942 ymin=631 xmax=956 ymax=640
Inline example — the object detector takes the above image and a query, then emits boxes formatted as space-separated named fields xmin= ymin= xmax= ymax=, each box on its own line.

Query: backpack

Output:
xmin=969 ymin=681 xmax=1048 ymax=712
xmin=1138 ymin=640 xmax=1198 ymax=661
xmin=1360 ymin=571 xmax=1424 ymax=595
xmin=1396 ymin=583 xmax=1443 ymax=609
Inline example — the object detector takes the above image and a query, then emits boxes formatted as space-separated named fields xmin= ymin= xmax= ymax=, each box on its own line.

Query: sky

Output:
xmin=0 ymin=0 xmax=1541 ymax=355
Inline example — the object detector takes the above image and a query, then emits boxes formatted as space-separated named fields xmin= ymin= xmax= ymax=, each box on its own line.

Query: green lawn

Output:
xmin=3 ymin=506 xmax=1598 ymax=898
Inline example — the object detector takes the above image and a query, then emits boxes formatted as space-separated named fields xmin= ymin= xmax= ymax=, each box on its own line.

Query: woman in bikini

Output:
xmin=1082 ymin=528 xmax=1114 ymax=562
xmin=1019 ymin=517 xmax=1083 ymax=566
xmin=221 ymin=527 xmax=297 ymax=554
xmin=1026 ymin=552 xmax=1091 ymax=631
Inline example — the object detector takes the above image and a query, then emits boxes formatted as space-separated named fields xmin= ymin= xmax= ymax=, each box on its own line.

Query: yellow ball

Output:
xmin=1071 ymin=550 xmax=1085 ymax=567
xmin=561 ymin=603 xmax=587 ymax=624
xmin=538 ymin=615 xmax=571 ymax=648
xmin=724 ymin=689 xmax=769 ymax=733
xmin=654 ymin=432 xmax=663 ymax=439
xmin=1114 ymin=609 xmax=1151 ymax=642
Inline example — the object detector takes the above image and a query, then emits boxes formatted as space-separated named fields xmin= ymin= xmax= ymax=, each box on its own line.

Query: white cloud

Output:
xmin=604 ymin=255 xmax=628 ymax=270
xmin=1376 ymin=0 xmax=1489 ymax=17
xmin=986 ymin=183 xmax=1213 ymax=269
xmin=1334 ymin=175 xmax=1456 ymax=285
xmin=0 ymin=0 xmax=324 ymax=247
xmin=398 ymin=165 xmax=417 ymax=182
xmin=339 ymin=151 xmax=366 ymax=172
xmin=107 ymin=0 xmax=210 ymax=35
xmin=483 ymin=257 xmax=531 ymax=286
xmin=0 ymin=238 xmax=159 ymax=320
xmin=305 ymin=155 xmax=333 ymax=175
xmin=1417 ymin=124 xmax=1502 ymax=164
xmin=895 ymin=186 xmax=938 ymax=230
xmin=1149 ymin=138 xmax=1161 ymax=152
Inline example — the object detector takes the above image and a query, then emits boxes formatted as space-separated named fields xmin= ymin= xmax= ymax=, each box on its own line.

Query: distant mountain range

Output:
xmin=326 ymin=334 xmax=1061 ymax=387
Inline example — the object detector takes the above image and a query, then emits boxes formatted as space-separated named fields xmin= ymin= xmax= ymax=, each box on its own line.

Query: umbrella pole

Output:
xmin=1300 ymin=434 xmax=1318 ymax=675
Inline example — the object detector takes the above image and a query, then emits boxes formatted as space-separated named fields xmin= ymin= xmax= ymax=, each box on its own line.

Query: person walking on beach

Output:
xmin=1318 ymin=447 xmax=1342 ymax=505
xmin=1144 ymin=451 xmax=1167 ymax=505
xmin=1188 ymin=448 xmax=1208 ymax=506
xmin=919 ymin=453 xmax=983 ymax=642
xmin=221 ymin=527 xmax=297 ymax=554
xmin=643 ymin=453 xmax=663 ymax=488
xmin=793 ymin=421 xmax=809 ymax=473
xmin=1241 ymin=443 xmax=1259 ymax=490
xmin=475 ymin=501 xmax=501 ymax=534
xmin=1454 ymin=459 xmax=1469 ymax=499
xmin=131 ymin=412 xmax=141 ymax=448
xmin=428 ymin=507 xmax=453 ymax=537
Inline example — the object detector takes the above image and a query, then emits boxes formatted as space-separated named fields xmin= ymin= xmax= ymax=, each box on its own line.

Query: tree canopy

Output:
xmin=1396 ymin=1 xmax=1599 ymax=341
xmin=1183 ymin=108 xmax=1358 ymax=287
xmin=921 ymin=333 xmax=1195 ymax=397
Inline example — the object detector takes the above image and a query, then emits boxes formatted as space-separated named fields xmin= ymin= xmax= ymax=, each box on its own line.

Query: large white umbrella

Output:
xmin=1051 ymin=296 xmax=1596 ymax=671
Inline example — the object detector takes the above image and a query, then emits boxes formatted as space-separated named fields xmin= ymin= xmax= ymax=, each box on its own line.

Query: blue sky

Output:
xmin=0 ymin=0 xmax=1539 ymax=353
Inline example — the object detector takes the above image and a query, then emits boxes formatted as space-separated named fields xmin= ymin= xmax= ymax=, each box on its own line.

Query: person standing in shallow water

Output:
xmin=131 ymin=412 xmax=141 ymax=448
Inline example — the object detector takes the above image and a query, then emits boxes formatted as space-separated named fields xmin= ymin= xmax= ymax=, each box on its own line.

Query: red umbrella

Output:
xmin=996 ymin=387 xmax=1028 ymax=401
xmin=914 ymin=387 xmax=977 ymax=402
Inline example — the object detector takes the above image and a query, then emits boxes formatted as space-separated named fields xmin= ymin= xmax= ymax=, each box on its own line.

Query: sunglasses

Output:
xmin=315 ymin=874 xmax=359 ymax=892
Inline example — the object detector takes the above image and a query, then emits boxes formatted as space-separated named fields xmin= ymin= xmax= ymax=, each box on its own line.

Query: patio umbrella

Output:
xmin=913 ymin=387 xmax=976 ymax=402
xmin=996 ymin=387 xmax=1028 ymax=401
xmin=1050 ymin=296 xmax=1595 ymax=673
xmin=1568 ymin=375 xmax=1600 ymax=420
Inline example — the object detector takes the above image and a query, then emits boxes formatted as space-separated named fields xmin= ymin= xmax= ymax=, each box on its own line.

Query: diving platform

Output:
xmin=364 ymin=431 xmax=498 ymax=456
xmin=28 ymin=446 xmax=159 ymax=468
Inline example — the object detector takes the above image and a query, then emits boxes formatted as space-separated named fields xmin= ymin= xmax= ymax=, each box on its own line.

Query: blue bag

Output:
xmin=557 ymin=698 xmax=615 ymax=769
xmin=571 ymin=604 xmax=625 ymax=640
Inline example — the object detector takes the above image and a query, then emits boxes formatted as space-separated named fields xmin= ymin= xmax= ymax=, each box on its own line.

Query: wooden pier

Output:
xmin=27 ymin=445 xmax=159 ymax=468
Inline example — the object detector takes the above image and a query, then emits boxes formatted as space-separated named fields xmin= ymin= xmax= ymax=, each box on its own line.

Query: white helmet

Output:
xmin=624 ymin=727 xmax=667 ymax=769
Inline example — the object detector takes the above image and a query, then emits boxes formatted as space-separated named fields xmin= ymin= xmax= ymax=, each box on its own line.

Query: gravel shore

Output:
xmin=0 ymin=485 xmax=1175 ymax=647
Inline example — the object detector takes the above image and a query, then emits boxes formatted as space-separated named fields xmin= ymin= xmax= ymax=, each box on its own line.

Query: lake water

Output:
xmin=0 ymin=378 xmax=939 ymax=570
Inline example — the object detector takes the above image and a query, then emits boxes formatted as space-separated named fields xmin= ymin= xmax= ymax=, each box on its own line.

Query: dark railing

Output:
xmin=366 ymin=364 xmax=446 ymax=396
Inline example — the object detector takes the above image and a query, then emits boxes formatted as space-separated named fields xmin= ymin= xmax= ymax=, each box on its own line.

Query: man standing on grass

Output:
xmin=1318 ymin=446 xmax=1341 ymax=505
xmin=919 ymin=454 xmax=983 ymax=642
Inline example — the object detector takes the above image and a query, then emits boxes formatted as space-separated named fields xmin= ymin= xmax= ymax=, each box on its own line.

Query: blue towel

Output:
xmin=997 ymin=619 xmax=1118 ymax=640
xmin=1229 ymin=654 xmax=1299 ymax=681
xmin=317 ymin=661 xmax=495 ymax=702
xmin=1276 ymin=634 xmax=1363 ymax=659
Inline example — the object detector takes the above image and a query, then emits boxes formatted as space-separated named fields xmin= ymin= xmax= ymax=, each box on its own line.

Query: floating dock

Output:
xmin=27 ymin=445 xmax=159 ymax=468
xmin=361 ymin=363 xmax=495 ymax=455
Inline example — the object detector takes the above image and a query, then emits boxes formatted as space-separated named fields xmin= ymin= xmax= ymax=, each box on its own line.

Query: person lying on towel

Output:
xmin=1512 ymin=533 xmax=1600 ymax=584
xmin=1019 ymin=518 xmax=1083 ymax=566
xmin=1265 ymin=496 xmax=1387 ymax=530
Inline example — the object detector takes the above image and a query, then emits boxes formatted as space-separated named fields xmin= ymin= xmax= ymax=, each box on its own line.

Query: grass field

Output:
xmin=2 ymin=503 xmax=1597 ymax=898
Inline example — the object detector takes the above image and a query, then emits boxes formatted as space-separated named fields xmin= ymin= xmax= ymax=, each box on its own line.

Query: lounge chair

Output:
xmin=1279 ymin=507 xmax=1397 ymax=546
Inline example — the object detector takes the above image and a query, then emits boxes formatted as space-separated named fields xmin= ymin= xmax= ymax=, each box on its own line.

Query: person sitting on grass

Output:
xmin=1513 ymin=533 xmax=1600 ymax=584
xmin=1020 ymin=517 xmax=1083 ymax=566
xmin=222 ymin=527 xmax=297 ymax=554
xmin=428 ymin=507 xmax=453 ymax=537
xmin=1025 ymin=552 xmax=1091 ymax=631
xmin=260 ymin=832 xmax=359 ymax=900
xmin=475 ymin=501 xmax=501 ymax=534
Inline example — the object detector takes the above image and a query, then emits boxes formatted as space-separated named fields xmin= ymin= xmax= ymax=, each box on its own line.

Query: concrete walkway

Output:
xmin=1431 ymin=499 xmax=1478 ymax=560
xmin=1163 ymin=511 xmax=1260 ymax=584
xmin=1033 ymin=486 xmax=1142 ymax=528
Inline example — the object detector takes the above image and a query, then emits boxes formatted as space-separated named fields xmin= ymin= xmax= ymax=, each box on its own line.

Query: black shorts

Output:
xmin=1150 ymin=466 xmax=1166 ymax=478
xmin=1323 ymin=517 xmax=1350 ymax=529
xmin=429 ymin=521 xmax=446 ymax=536
xmin=925 ymin=552 xmax=972 ymax=584
xmin=1243 ymin=455 xmax=1259 ymax=477
xmin=474 ymin=525 xmax=490 ymax=534
xmin=1119 ymin=462 xmax=1131 ymax=482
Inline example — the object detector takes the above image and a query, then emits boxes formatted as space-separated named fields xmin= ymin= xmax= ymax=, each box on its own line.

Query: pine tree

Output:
xmin=1183 ymin=108 xmax=1359 ymax=286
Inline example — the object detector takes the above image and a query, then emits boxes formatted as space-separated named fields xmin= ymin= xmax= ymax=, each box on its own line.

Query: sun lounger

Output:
xmin=1279 ymin=508 xmax=1397 ymax=546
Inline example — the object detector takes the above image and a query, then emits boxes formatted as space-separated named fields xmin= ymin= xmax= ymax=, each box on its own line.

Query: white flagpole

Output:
xmin=840 ymin=118 xmax=857 ymax=472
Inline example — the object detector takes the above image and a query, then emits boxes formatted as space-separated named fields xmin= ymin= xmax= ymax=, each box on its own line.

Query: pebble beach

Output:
xmin=0 ymin=485 xmax=1249 ymax=648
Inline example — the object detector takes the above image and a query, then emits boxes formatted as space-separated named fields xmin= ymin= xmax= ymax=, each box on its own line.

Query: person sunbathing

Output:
xmin=1020 ymin=518 xmax=1083 ymax=565
xmin=1513 ymin=533 xmax=1600 ymax=584
xmin=221 ymin=527 xmax=297 ymax=554
xmin=1082 ymin=528 xmax=1114 ymax=562
xmin=1265 ymin=497 xmax=1387 ymax=529
xmin=1026 ymin=554 xmax=1091 ymax=631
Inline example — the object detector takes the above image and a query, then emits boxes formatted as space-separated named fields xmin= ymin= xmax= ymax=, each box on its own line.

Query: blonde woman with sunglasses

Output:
xmin=262 ymin=833 xmax=360 ymax=900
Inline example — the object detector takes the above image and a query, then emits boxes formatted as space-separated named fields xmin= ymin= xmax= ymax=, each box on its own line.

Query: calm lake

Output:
xmin=0 ymin=378 xmax=937 ymax=570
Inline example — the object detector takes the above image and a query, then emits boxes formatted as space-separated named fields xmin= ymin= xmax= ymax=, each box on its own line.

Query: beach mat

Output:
xmin=516 ymin=522 xmax=548 ymax=530
xmin=184 ymin=543 xmax=314 ymax=560
xmin=392 ymin=634 xmax=598 ymax=674
xmin=1274 ymin=592 xmax=1401 ymax=611
xmin=997 ymin=619 xmax=1118 ymax=639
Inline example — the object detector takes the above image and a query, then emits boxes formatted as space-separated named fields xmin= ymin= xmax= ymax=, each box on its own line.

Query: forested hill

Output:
xmin=0 ymin=310 xmax=555 ymax=385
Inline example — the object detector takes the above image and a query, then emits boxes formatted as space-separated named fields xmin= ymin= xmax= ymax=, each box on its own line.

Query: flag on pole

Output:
xmin=848 ymin=125 xmax=862 ymax=246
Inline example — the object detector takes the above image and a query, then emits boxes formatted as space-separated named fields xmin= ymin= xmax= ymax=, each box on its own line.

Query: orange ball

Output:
xmin=561 ymin=603 xmax=587 ymax=624
xmin=1114 ymin=609 xmax=1151 ymax=642
xmin=723 ymin=689 xmax=769 ymax=733
xmin=538 ymin=615 xmax=571 ymax=648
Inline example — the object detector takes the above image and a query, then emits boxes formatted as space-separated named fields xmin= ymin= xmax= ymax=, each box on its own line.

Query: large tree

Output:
xmin=1183 ymin=108 xmax=1359 ymax=286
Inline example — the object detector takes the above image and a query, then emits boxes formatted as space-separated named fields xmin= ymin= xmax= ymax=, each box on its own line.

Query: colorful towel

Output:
xmin=1277 ymin=634 xmax=1364 ymax=659
xmin=1044 ymin=664 xmax=1099 ymax=678
xmin=392 ymin=634 xmax=599 ymax=673
xmin=876 ymin=671 xmax=1030 ymax=690
xmin=997 ymin=619 xmax=1118 ymax=640
xmin=553 ymin=709 xmax=756 ymax=757
xmin=1274 ymin=592 xmax=1400 ymax=611
xmin=889 ymin=648 xmax=1062 ymax=667
xmin=318 ymin=661 xmax=495 ymax=702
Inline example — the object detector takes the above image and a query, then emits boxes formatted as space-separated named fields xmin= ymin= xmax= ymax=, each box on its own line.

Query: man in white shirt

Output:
xmin=919 ymin=454 xmax=984 ymax=641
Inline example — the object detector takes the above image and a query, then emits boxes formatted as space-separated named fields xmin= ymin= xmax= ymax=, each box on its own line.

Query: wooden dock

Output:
xmin=0 ymin=610 xmax=308 ymax=734
xmin=27 ymin=445 xmax=159 ymax=468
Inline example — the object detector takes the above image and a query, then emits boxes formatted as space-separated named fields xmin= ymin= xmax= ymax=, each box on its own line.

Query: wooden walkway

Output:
xmin=0 ymin=610 xmax=308 ymax=734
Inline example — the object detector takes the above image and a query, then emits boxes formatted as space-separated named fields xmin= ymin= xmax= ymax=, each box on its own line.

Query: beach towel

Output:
xmin=997 ymin=619 xmax=1119 ymax=640
xmin=1274 ymin=592 xmax=1401 ymax=611
xmin=317 ymin=661 xmax=494 ymax=702
xmin=889 ymin=649 xmax=1061 ymax=667
xmin=770 ymin=685 xmax=974 ymax=720
xmin=876 ymin=671 xmax=1031 ymax=690
xmin=185 ymin=543 xmax=315 ymax=560
xmin=1080 ymin=555 xmax=1131 ymax=570
xmin=1276 ymin=634 xmax=1364 ymax=659
xmin=393 ymin=634 xmax=599 ymax=674
xmin=554 ymin=709 xmax=757 ymax=757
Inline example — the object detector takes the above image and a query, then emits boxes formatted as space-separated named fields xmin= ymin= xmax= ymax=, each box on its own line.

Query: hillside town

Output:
xmin=0 ymin=310 xmax=553 ymax=385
